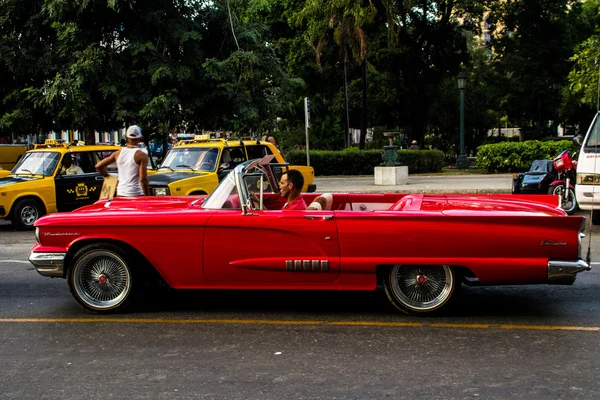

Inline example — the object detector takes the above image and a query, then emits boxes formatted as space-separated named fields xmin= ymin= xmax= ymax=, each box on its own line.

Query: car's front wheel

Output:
xmin=383 ymin=264 xmax=457 ymax=315
xmin=548 ymin=184 xmax=578 ymax=215
xmin=11 ymin=198 xmax=44 ymax=230
xmin=67 ymin=243 xmax=136 ymax=313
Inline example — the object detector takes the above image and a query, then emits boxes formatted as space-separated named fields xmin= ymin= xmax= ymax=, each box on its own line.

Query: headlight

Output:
xmin=152 ymin=187 xmax=170 ymax=196
xmin=577 ymin=173 xmax=600 ymax=185
xmin=35 ymin=227 xmax=40 ymax=243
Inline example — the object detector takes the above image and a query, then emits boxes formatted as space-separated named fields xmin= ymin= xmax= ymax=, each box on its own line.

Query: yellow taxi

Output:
xmin=148 ymin=135 xmax=316 ymax=196
xmin=0 ymin=139 xmax=120 ymax=230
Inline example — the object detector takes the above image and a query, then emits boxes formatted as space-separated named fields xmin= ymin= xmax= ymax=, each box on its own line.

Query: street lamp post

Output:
xmin=456 ymin=70 xmax=469 ymax=170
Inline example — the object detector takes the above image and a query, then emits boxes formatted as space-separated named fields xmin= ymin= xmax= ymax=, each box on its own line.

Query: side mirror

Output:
xmin=573 ymin=135 xmax=583 ymax=148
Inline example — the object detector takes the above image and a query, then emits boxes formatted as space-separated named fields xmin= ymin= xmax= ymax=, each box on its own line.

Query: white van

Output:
xmin=575 ymin=112 xmax=600 ymax=224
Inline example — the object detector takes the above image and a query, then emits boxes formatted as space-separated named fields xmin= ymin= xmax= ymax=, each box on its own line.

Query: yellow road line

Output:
xmin=0 ymin=318 xmax=599 ymax=332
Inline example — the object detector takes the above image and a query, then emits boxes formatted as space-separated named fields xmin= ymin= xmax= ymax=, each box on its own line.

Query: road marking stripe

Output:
xmin=0 ymin=318 xmax=598 ymax=331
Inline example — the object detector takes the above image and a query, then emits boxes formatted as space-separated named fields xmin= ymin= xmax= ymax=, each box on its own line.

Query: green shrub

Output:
xmin=285 ymin=149 xmax=445 ymax=175
xmin=476 ymin=140 xmax=576 ymax=172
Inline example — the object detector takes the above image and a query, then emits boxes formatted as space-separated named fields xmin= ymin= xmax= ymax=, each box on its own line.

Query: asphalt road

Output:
xmin=1 ymin=217 xmax=600 ymax=399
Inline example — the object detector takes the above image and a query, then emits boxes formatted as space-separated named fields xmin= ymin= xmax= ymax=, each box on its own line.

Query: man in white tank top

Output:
xmin=95 ymin=125 xmax=149 ymax=197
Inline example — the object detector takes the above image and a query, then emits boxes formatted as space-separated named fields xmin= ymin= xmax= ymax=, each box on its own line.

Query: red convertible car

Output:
xmin=29 ymin=157 xmax=591 ymax=315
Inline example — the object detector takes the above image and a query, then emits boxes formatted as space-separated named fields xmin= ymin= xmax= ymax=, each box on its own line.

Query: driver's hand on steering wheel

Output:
xmin=249 ymin=192 xmax=260 ymax=210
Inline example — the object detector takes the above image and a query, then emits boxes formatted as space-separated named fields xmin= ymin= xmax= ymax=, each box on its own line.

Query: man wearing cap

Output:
xmin=95 ymin=125 xmax=150 ymax=197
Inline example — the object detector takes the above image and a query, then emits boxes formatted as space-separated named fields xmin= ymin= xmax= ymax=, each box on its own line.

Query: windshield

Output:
xmin=202 ymin=161 xmax=257 ymax=209
xmin=12 ymin=152 xmax=61 ymax=176
xmin=585 ymin=113 xmax=600 ymax=148
xmin=202 ymin=171 xmax=239 ymax=209
xmin=159 ymin=147 xmax=220 ymax=171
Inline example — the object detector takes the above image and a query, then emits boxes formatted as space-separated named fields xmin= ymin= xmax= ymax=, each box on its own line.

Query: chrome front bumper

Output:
xmin=548 ymin=259 xmax=591 ymax=285
xmin=29 ymin=252 xmax=66 ymax=278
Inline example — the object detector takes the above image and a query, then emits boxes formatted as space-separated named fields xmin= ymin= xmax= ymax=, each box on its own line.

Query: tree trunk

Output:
xmin=343 ymin=49 xmax=351 ymax=148
xmin=84 ymin=127 xmax=95 ymax=145
xmin=359 ymin=58 xmax=368 ymax=150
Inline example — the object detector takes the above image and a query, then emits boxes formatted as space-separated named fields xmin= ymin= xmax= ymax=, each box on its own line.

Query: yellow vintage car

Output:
xmin=147 ymin=135 xmax=316 ymax=196
xmin=0 ymin=139 xmax=120 ymax=230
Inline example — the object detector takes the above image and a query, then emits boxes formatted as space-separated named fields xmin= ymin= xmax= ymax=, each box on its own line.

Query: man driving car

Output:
xmin=279 ymin=169 xmax=306 ymax=210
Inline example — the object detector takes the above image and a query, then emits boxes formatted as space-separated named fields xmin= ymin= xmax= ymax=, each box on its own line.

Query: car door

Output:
xmin=55 ymin=151 xmax=106 ymax=212
xmin=203 ymin=210 xmax=340 ymax=283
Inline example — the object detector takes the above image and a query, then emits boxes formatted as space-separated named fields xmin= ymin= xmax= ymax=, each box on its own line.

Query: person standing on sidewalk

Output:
xmin=95 ymin=125 xmax=149 ymax=197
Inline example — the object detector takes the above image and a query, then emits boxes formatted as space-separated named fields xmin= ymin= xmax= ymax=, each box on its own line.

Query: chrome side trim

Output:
xmin=548 ymin=259 xmax=591 ymax=285
xmin=29 ymin=252 xmax=66 ymax=278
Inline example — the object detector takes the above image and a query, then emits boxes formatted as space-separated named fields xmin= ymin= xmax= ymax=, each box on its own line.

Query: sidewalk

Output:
xmin=314 ymin=174 xmax=513 ymax=194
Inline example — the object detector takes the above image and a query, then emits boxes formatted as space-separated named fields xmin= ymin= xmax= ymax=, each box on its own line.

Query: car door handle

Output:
xmin=304 ymin=215 xmax=334 ymax=220
xmin=95 ymin=176 xmax=105 ymax=181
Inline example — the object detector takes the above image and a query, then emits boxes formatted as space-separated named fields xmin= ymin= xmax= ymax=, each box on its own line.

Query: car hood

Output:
xmin=35 ymin=196 xmax=208 ymax=227
xmin=0 ymin=175 xmax=41 ymax=187
xmin=81 ymin=196 xmax=205 ymax=213
xmin=148 ymin=172 xmax=201 ymax=185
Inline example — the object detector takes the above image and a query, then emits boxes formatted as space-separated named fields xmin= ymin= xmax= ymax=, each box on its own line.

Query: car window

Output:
xmin=93 ymin=151 xmax=118 ymax=172
xmin=246 ymin=145 xmax=273 ymax=161
xmin=160 ymin=147 xmax=220 ymax=171
xmin=220 ymin=147 xmax=247 ymax=170
xmin=71 ymin=152 xmax=95 ymax=174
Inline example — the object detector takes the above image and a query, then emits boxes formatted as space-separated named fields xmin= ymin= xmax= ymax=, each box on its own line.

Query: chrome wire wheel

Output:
xmin=387 ymin=265 xmax=455 ymax=313
xmin=72 ymin=250 xmax=132 ymax=311
xmin=20 ymin=204 xmax=38 ymax=226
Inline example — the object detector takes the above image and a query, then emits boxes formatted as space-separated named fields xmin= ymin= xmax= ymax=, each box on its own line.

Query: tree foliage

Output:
xmin=0 ymin=0 xmax=598 ymax=155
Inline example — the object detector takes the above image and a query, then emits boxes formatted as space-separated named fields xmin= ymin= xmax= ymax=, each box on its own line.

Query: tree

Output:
xmin=375 ymin=0 xmax=480 ymax=146
xmin=297 ymin=0 xmax=376 ymax=148
xmin=489 ymin=0 xmax=590 ymax=137
xmin=0 ymin=0 xmax=57 ymax=139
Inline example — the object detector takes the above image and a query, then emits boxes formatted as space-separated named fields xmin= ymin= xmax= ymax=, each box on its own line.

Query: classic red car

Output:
xmin=29 ymin=157 xmax=591 ymax=315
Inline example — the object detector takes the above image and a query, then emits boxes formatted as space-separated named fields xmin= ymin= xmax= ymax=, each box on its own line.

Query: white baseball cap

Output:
xmin=126 ymin=125 xmax=143 ymax=139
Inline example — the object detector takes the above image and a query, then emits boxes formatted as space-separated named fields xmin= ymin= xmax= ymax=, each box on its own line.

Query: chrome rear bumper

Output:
xmin=29 ymin=252 xmax=66 ymax=278
xmin=548 ymin=259 xmax=591 ymax=285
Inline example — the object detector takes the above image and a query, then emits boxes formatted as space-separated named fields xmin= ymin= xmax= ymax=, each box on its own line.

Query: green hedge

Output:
xmin=476 ymin=140 xmax=576 ymax=172
xmin=285 ymin=149 xmax=446 ymax=175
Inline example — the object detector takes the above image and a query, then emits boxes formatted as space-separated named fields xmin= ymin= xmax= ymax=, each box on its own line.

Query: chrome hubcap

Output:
xmin=390 ymin=265 xmax=454 ymax=311
xmin=20 ymin=205 xmax=38 ymax=225
xmin=73 ymin=251 xmax=131 ymax=310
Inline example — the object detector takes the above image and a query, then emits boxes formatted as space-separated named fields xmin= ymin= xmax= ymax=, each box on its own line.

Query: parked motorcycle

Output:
xmin=548 ymin=150 xmax=578 ymax=215
xmin=512 ymin=160 xmax=557 ymax=195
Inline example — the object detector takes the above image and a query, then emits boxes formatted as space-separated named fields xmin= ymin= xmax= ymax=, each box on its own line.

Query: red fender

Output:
xmin=549 ymin=180 xmax=576 ymax=190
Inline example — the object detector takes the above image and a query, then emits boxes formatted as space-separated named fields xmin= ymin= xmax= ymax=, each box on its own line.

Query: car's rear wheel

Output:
xmin=10 ymin=198 xmax=44 ymax=231
xmin=383 ymin=264 xmax=457 ymax=315
xmin=67 ymin=243 xmax=136 ymax=313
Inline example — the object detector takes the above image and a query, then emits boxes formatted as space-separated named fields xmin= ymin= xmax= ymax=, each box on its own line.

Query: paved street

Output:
xmin=1 ymin=214 xmax=600 ymax=399
xmin=315 ymin=174 xmax=513 ymax=193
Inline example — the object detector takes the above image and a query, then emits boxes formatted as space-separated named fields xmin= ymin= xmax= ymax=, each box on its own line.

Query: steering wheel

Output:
xmin=249 ymin=192 xmax=261 ymax=210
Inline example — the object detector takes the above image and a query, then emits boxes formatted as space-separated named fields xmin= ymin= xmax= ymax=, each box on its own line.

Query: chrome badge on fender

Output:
xmin=541 ymin=240 xmax=567 ymax=246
